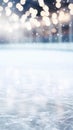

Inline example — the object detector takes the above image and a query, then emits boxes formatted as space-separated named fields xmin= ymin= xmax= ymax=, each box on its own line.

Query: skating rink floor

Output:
xmin=0 ymin=44 xmax=73 ymax=130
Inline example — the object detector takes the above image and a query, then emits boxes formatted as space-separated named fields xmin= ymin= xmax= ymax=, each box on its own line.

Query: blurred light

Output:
xmin=68 ymin=3 xmax=73 ymax=15
xmin=0 ymin=0 xmax=72 ymax=42
xmin=43 ymin=16 xmax=51 ymax=26
xmin=5 ymin=23 xmax=13 ymax=33
xmin=56 ymin=0 xmax=61 ymax=2
xmin=20 ymin=0 xmax=26 ymax=5
xmin=70 ymin=10 xmax=73 ymax=15
xmin=26 ymin=11 xmax=30 ymax=16
xmin=52 ymin=18 xmax=58 ymax=25
xmin=12 ymin=22 xmax=20 ymax=30
xmin=31 ymin=9 xmax=38 ymax=18
xmin=3 ymin=0 xmax=9 ymax=3
xmin=5 ymin=7 xmax=12 ymax=16
xmin=40 ymin=10 xmax=49 ymax=17
xmin=58 ymin=10 xmax=65 ymax=22
xmin=35 ymin=21 xmax=40 ymax=27
xmin=59 ymin=10 xmax=70 ymax=23
xmin=29 ymin=8 xmax=38 ymax=18
xmin=8 ymin=2 xmax=13 ymax=8
xmin=29 ymin=7 xmax=34 ymax=14
xmin=52 ymin=13 xmax=57 ymax=19
xmin=16 ymin=3 xmax=23 ymax=11
xmin=56 ymin=2 xmax=61 ymax=8
xmin=43 ymin=5 xmax=49 ymax=12
xmin=0 ymin=19 xmax=13 ymax=33
xmin=10 ymin=13 xmax=19 ymax=22
xmin=8 ymin=27 xmax=13 ymax=33
xmin=30 ymin=18 xmax=40 ymax=27
xmin=40 ymin=11 xmax=45 ymax=16
xmin=51 ymin=28 xmax=57 ymax=33
xmin=68 ymin=3 xmax=73 ymax=10
xmin=64 ymin=13 xmax=70 ymax=22
xmin=38 ymin=0 xmax=45 ymax=7
xmin=34 ymin=19 xmax=40 ymax=27
xmin=52 ymin=13 xmax=58 ymax=25
xmin=20 ymin=14 xmax=27 ymax=23
xmin=0 ymin=6 xmax=3 ymax=12
xmin=25 ymin=22 xmax=32 ymax=30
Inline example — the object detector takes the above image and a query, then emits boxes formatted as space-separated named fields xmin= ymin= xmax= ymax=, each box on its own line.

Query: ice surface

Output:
xmin=0 ymin=44 xmax=73 ymax=130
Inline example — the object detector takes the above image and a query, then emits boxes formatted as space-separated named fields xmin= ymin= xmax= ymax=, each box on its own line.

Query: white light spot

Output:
xmin=3 ymin=0 xmax=9 ymax=3
xmin=20 ymin=0 xmax=26 ymax=5
xmin=56 ymin=2 xmax=61 ymax=8
xmin=16 ymin=3 xmax=23 ymax=12
xmin=8 ymin=2 xmax=13 ymax=8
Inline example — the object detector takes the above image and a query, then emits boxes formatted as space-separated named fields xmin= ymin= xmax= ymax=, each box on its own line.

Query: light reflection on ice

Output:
xmin=0 ymin=48 xmax=73 ymax=130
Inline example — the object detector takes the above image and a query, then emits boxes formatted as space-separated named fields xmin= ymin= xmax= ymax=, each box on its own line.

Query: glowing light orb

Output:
xmin=51 ymin=28 xmax=57 ymax=33
xmin=52 ymin=13 xmax=57 ymax=19
xmin=20 ymin=0 xmax=26 ymax=5
xmin=56 ymin=0 xmax=61 ymax=2
xmin=20 ymin=14 xmax=27 ymax=23
xmin=16 ymin=3 xmax=23 ymax=12
xmin=58 ymin=10 xmax=65 ymax=22
xmin=3 ymin=0 xmax=9 ymax=3
xmin=38 ymin=0 xmax=45 ymax=7
xmin=43 ymin=5 xmax=49 ymax=12
xmin=0 ymin=0 xmax=72 ymax=41
xmin=43 ymin=16 xmax=51 ymax=26
xmin=8 ymin=2 xmax=13 ymax=8
xmin=56 ymin=2 xmax=61 ymax=8
xmin=52 ymin=18 xmax=58 ymax=25
xmin=70 ymin=10 xmax=73 ymax=15
xmin=68 ymin=3 xmax=73 ymax=10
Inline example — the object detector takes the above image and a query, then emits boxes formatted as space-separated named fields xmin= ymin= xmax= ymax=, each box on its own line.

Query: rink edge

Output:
xmin=0 ymin=43 xmax=73 ymax=51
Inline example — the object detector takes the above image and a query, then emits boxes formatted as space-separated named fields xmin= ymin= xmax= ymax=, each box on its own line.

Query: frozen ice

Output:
xmin=0 ymin=44 xmax=73 ymax=130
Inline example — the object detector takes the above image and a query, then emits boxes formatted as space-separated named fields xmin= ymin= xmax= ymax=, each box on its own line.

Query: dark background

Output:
xmin=0 ymin=0 xmax=70 ymax=15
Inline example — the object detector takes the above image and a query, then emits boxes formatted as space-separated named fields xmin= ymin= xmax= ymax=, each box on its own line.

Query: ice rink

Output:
xmin=0 ymin=44 xmax=73 ymax=130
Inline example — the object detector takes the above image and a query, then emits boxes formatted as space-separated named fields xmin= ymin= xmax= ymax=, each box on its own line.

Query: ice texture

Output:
xmin=0 ymin=45 xmax=73 ymax=130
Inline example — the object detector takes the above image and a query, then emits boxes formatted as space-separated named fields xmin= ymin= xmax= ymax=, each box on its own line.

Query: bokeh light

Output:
xmin=0 ymin=0 xmax=73 ymax=43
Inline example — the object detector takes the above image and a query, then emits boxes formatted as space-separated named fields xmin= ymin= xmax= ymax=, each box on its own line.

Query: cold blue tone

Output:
xmin=0 ymin=44 xmax=73 ymax=130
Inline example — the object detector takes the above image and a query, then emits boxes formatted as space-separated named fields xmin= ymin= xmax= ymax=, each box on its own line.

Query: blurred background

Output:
xmin=0 ymin=0 xmax=73 ymax=43
xmin=0 ymin=1 xmax=73 ymax=130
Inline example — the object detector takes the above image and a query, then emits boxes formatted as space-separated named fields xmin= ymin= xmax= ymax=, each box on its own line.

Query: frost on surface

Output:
xmin=0 ymin=68 xmax=73 ymax=130
xmin=0 ymin=48 xmax=73 ymax=130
